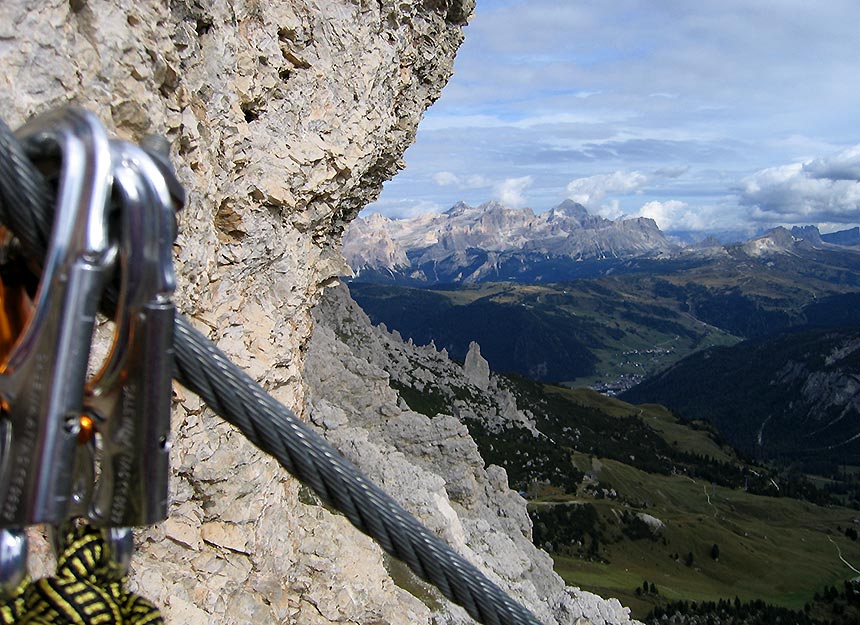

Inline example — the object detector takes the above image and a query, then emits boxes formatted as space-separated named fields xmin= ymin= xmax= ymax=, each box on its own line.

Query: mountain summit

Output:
xmin=343 ymin=200 xmax=676 ymax=284
xmin=739 ymin=224 xmax=860 ymax=257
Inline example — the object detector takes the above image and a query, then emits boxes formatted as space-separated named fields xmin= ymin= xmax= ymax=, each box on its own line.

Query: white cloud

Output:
xmin=494 ymin=176 xmax=533 ymax=207
xmin=635 ymin=199 xmax=762 ymax=233
xmin=803 ymin=145 xmax=860 ymax=181
xmin=366 ymin=199 xmax=444 ymax=220
xmin=433 ymin=171 xmax=493 ymax=189
xmin=371 ymin=4 xmax=860 ymax=234
xmin=636 ymin=200 xmax=691 ymax=230
xmin=602 ymin=199 xmax=623 ymax=220
xmin=565 ymin=170 xmax=647 ymax=217
xmin=433 ymin=171 xmax=460 ymax=186
xmin=739 ymin=160 xmax=860 ymax=224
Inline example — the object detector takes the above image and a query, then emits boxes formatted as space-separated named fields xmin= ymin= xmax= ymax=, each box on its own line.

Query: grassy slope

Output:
xmin=354 ymin=262 xmax=860 ymax=619
xmin=544 ymin=456 xmax=860 ymax=619
xmin=544 ymin=387 xmax=735 ymax=464
xmin=498 ymin=279 xmax=741 ymax=388
xmin=511 ymin=388 xmax=860 ymax=619
xmin=351 ymin=280 xmax=740 ymax=386
xmin=620 ymin=326 xmax=860 ymax=464
xmin=352 ymin=247 xmax=860 ymax=388
xmin=391 ymin=350 xmax=860 ymax=620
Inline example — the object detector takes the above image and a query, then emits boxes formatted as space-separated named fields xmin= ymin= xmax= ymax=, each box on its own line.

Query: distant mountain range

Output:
xmin=345 ymin=200 xmax=860 ymax=470
xmin=344 ymin=200 xmax=672 ymax=284
xmin=822 ymin=226 xmax=860 ymax=246
xmin=343 ymin=200 xmax=860 ymax=285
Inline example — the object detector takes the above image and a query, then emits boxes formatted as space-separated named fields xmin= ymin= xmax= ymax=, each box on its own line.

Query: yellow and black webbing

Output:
xmin=0 ymin=526 xmax=161 ymax=625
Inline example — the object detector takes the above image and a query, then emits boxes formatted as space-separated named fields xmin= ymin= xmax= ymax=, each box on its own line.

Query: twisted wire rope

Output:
xmin=0 ymin=117 xmax=544 ymax=625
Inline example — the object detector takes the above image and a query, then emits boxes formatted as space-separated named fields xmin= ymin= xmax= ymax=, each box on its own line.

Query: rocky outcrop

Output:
xmin=463 ymin=341 xmax=491 ymax=390
xmin=2 ymin=1 xmax=478 ymax=622
xmin=822 ymin=226 xmax=860 ymax=247
xmin=773 ymin=336 xmax=860 ymax=433
xmin=344 ymin=199 xmax=676 ymax=283
xmin=306 ymin=284 xmax=640 ymax=625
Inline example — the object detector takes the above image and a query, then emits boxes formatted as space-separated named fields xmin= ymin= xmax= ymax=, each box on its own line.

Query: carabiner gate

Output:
xmin=0 ymin=108 xmax=114 ymax=527
xmin=0 ymin=108 xmax=114 ymax=596
xmin=77 ymin=139 xmax=178 ymax=528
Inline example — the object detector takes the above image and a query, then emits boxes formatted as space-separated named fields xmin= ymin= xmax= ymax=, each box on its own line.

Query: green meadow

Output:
xmin=537 ymin=456 xmax=860 ymax=618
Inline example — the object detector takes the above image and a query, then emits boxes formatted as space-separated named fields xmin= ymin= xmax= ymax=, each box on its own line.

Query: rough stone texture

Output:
xmin=0 ymin=1 xmax=475 ymax=622
xmin=306 ymin=285 xmax=641 ymax=625
xmin=1 ymin=2 xmax=638 ymax=624
xmin=464 ymin=341 xmax=491 ymax=391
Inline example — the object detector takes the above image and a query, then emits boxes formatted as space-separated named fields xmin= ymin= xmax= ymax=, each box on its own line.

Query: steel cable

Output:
xmin=0 ymin=119 xmax=53 ymax=257
xmin=0 ymin=117 xmax=544 ymax=625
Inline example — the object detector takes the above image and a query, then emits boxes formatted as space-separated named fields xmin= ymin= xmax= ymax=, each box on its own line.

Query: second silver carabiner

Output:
xmin=79 ymin=139 xmax=178 ymax=527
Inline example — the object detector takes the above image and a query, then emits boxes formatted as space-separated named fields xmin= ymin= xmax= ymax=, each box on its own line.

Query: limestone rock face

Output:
xmin=344 ymin=199 xmax=676 ymax=283
xmin=306 ymin=285 xmax=641 ymax=625
xmin=1 ymin=0 xmax=475 ymax=622
xmin=464 ymin=341 xmax=491 ymax=391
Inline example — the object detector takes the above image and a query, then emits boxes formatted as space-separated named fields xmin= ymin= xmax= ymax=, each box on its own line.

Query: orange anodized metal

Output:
xmin=0 ymin=231 xmax=99 ymax=446
xmin=0 ymin=228 xmax=33 ymax=364
xmin=77 ymin=413 xmax=95 ymax=445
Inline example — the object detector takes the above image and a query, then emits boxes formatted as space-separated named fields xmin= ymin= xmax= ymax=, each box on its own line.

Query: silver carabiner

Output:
xmin=0 ymin=108 xmax=113 ymax=596
xmin=77 ymin=139 xmax=177 ymax=528
xmin=0 ymin=108 xmax=113 ymax=527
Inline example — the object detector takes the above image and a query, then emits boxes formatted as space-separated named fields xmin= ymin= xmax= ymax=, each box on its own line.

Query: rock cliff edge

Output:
xmin=1 ymin=1 xmax=635 ymax=623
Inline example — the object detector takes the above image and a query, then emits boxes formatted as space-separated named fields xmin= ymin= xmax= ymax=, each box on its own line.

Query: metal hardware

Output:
xmin=0 ymin=108 xmax=113 ymax=527
xmin=76 ymin=140 xmax=178 ymax=528
xmin=101 ymin=527 xmax=134 ymax=581
xmin=0 ymin=527 xmax=26 ymax=597
xmin=0 ymin=108 xmax=181 ymax=598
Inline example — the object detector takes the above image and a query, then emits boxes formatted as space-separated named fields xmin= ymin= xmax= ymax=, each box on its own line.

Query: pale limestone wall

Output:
xmin=0 ymin=1 xmax=473 ymax=622
xmin=306 ymin=284 xmax=641 ymax=625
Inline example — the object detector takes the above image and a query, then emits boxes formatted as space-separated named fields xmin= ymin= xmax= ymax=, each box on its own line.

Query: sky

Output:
xmin=365 ymin=0 xmax=860 ymax=238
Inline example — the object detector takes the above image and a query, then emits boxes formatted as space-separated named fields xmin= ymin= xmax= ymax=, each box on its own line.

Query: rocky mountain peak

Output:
xmin=742 ymin=226 xmax=799 ymax=256
xmin=691 ymin=235 xmax=725 ymax=249
xmin=546 ymin=199 xmax=591 ymax=224
xmin=344 ymin=199 xmax=677 ymax=284
xmin=444 ymin=200 xmax=474 ymax=216
xmin=791 ymin=225 xmax=824 ymax=245
xmin=822 ymin=226 xmax=860 ymax=246
xmin=479 ymin=199 xmax=508 ymax=212
xmin=365 ymin=212 xmax=392 ymax=226
xmin=742 ymin=224 xmax=860 ymax=257
xmin=463 ymin=341 xmax=491 ymax=390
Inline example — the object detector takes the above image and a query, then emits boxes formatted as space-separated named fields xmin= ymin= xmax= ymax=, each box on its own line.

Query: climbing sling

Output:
xmin=0 ymin=108 xmax=544 ymax=625
xmin=1 ymin=525 xmax=162 ymax=625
